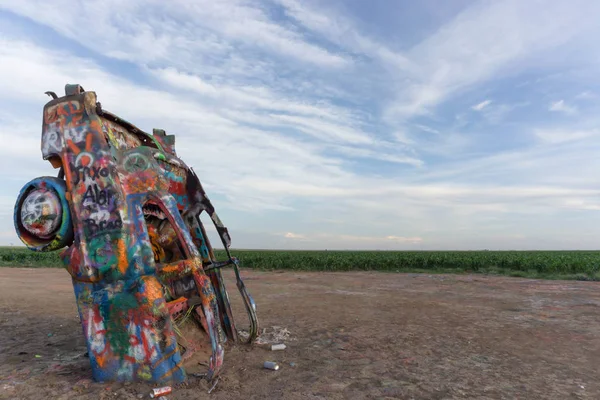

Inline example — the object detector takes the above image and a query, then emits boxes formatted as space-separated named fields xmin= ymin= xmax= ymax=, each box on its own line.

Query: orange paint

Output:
xmin=152 ymin=348 xmax=178 ymax=370
xmin=116 ymin=239 xmax=128 ymax=275
xmin=67 ymin=139 xmax=81 ymax=155
xmin=96 ymin=353 xmax=107 ymax=368
xmin=86 ymin=132 xmax=93 ymax=152
xmin=158 ymin=361 xmax=183 ymax=380
xmin=144 ymin=277 xmax=163 ymax=303
xmin=161 ymin=264 xmax=183 ymax=274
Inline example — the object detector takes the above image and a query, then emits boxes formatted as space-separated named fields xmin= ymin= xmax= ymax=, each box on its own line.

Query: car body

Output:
xmin=14 ymin=84 xmax=258 ymax=384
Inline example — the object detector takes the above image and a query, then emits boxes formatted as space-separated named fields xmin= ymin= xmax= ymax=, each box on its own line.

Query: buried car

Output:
xmin=13 ymin=84 xmax=258 ymax=385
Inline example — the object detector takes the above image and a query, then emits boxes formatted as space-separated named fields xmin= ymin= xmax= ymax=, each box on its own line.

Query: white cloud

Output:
xmin=385 ymin=236 xmax=423 ymax=243
xmin=275 ymin=0 xmax=414 ymax=72
xmin=392 ymin=130 xmax=416 ymax=146
xmin=333 ymin=234 xmax=423 ymax=244
xmin=382 ymin=0 xmax=600 ymax=123
xmin=284 ymin=232 xmax=306 ymax=239
xmin=0 ymin=0 xmax=350 ymax=69
xmin=575 ymin=91 xmax=596 ymax=100
xmin=561 ymin=199 xmax=600 ymax=211
xmin=471 ymin=100 xmax=492 ymax=111
xmin=150 ymin=67 xmax=352 ymax=122
xmin=330 ymin=145 xmax=423 ymax=167
xmin=267 ymin=113 xmax=373 ymax=145
xmin=282 ymin=233 xmax=424 ymax=247
xmin=548 ymin=99 xmax=577 ymax=115
xmin=1 ymin=0 xmax=600 ymax=250
xmin=479 ymin=101 xmax=529 ymax=124
xmin=414 ymin=124 xmax=440 ymax=134
xmin=0 ymin=37 xmax=353 ymax=209
xmin=534 ymin=128 xmax=598 ymax=144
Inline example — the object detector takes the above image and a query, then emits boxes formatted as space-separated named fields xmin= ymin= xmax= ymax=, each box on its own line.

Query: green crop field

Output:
xmin=1 ymin=246 xmax=600 ymax=280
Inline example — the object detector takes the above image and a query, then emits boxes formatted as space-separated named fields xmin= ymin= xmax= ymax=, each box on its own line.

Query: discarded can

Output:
xmin=149 ymin=386 xmax=172 ymax=398
xmin=271 ymin=343 xmax=286 ymax=351
xmin=263 ymin=361 xmax=279 ymax=370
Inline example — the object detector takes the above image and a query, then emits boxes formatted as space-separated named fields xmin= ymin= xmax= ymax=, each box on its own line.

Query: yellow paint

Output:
xmin=137 ymin=365 xmax=152 ymax=380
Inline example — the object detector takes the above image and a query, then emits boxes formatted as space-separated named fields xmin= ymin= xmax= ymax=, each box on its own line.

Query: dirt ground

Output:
xmin=0 ymin=268 xmax=599 ymax=400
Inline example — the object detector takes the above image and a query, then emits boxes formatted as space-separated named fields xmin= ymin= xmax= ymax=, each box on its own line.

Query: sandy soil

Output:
xmin=0 ymin=267 xmax=599 ymax=400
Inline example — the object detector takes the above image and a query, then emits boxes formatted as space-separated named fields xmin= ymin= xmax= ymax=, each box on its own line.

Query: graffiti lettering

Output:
xmin=70 ymin=162 xmax=110 ymax=185
xmin=84 ymin=216 xmax=123 ymax=234
xmin=83 ymin=184 xmax=114 ymax=205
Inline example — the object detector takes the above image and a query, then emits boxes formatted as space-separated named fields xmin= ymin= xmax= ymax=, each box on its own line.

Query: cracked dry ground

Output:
xmin=0 ymin=267 xmax=599 ymax=399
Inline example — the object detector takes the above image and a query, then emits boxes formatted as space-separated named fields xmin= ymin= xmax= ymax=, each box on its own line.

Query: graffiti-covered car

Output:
xmin=13 ymin=84 xmax=258 ymax=384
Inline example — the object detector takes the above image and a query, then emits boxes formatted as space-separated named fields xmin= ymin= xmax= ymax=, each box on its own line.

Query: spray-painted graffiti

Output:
xmin=14 ymin=84 xmax=259 ymax=386
xmin=19 ymin=187 xmax=62 ymax=239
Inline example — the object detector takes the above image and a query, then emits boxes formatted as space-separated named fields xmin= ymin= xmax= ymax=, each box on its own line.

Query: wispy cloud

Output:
xmin=477 ymin=101 xmax=530 ymax=124
xmin=329 ymin=145 xmax=423 ymax=167
xmin=385 ymin=236 xmax=423 ymax=243
xmin=549 ymin=99 xmax=577 ymax=115
xmin=575 ymin=91 xmax=596 ymax=100
xmin=275 ymin=0 xmax=414 ymax=72
xmin=284 ymin=232 xmax=306 ymax=239
xmin=1 ymin=0 xmax=600 ymax=250
xmin=0 ymin=0 xmax=351 ymax=69
xmin=534 ymin=128 xmax=598 ymax=144
xmin=414 ymin=124 xmax=441 ymax=134
xmin=381 ymin=0 xmax=600 ymax=123
xmin=282 ymin=232 xmax=424 ymax=247
xmin=471 ymin=100 xmax=492 ymax=111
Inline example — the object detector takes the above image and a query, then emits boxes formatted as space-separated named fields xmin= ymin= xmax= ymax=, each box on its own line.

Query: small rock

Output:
xmin=73 ymin=378 xmax=92 ymax=390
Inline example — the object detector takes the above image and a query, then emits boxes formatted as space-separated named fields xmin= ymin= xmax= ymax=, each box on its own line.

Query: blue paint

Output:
xmin=72 ymin=278 xmax=186 ymax=384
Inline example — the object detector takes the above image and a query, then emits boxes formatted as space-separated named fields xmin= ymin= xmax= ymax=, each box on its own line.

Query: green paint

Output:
xmin=137 ymin=365 xmax=152 ymax=380
xmin=90 ymin=235 xmax=118 ymax=275
xmin=100 ymin=290 xmax=139 ymax=358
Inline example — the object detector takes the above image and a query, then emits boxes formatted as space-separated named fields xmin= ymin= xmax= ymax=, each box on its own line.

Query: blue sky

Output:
xmin=1 ymin=0 xmax=600 ymax=250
